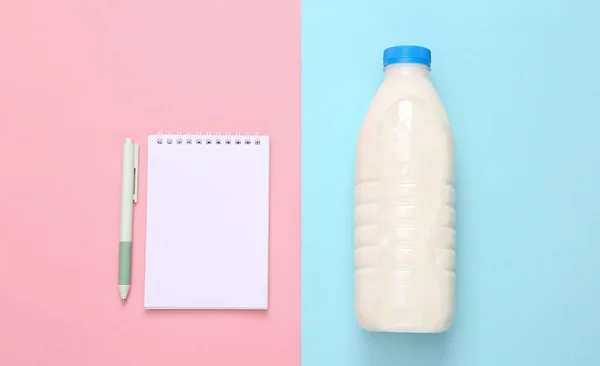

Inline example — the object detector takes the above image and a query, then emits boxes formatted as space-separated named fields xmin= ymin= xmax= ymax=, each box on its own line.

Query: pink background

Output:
xmin=0 ymin=1 xmax=300 ymax=365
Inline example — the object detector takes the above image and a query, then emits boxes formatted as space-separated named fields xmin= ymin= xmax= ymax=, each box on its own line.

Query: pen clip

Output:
xmin=133 ymin=144 xmax=139 ymax=203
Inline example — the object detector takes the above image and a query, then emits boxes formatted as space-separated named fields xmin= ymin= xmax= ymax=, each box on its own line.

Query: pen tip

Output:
xmin=122 ymin=299 xmax=125 ymax=304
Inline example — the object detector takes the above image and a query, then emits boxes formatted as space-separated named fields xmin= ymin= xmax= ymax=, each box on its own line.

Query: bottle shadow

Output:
xmin=354 ymin=327 xmax=452 ymax=366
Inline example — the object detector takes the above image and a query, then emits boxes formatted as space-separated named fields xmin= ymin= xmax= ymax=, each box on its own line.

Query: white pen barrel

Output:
xmin=120 ymin=139 xmax=134 ymax=242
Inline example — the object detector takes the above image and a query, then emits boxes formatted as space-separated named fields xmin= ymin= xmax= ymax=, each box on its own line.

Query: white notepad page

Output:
xmin=144 ymin=133 xmax=269 ymax=309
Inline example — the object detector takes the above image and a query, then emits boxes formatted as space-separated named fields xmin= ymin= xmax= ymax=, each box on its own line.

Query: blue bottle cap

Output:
xmin=383 ymin=45 xmax=431 ymax=68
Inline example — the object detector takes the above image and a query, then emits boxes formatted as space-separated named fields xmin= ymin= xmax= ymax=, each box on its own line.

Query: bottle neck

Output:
xmin=384 ymin=63 xmax=430 ymax=78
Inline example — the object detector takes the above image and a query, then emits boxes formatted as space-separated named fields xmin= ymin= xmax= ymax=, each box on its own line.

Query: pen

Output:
xmin=119 ymin=138 xmax=139 ymax=303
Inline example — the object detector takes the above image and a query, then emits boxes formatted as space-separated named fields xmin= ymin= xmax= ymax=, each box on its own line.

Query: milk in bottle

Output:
xmin=355 ymin=46 xmax=455 ymax=332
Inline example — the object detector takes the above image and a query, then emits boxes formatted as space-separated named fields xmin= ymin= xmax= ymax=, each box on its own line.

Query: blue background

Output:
xmin=302 ymin=1 xmax=600 ymax=365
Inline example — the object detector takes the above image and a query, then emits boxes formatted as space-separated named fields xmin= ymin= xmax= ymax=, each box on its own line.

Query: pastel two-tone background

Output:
xmin=1 ymin=1 xmax=600 ymax=366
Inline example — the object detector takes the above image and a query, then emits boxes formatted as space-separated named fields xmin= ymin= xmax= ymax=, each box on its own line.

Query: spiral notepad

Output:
xmin=144 ymin=132 xmax=270 ymax=309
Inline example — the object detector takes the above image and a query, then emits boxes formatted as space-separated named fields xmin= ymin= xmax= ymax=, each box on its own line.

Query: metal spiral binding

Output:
xmin=156 ymin=131 xmax=262 ymax=145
